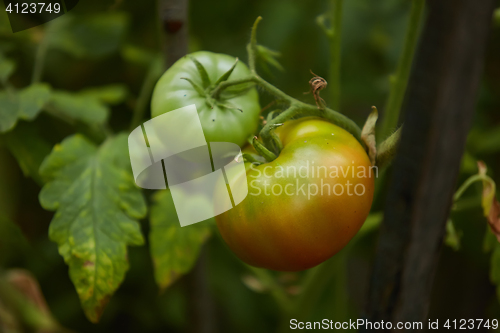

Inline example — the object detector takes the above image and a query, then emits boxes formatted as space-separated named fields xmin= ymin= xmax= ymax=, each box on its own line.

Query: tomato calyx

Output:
xmin=180 ymin=55 xmax=249 ymax=113
xmin=252 ymin=136 xmax=276 ymax=162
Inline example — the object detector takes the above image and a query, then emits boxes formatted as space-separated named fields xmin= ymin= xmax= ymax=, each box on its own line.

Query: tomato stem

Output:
xmin=211 ymin=16 xmax=365 ymax=162
xmin=248 ymin=16 xmax=263 ymax=73
xmin=252 ymin=136 xmax=277 ymax=162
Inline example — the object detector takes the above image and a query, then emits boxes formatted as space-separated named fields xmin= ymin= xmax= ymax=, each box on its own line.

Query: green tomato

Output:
xmin=151 ymin=51 xmax=261 ymax=147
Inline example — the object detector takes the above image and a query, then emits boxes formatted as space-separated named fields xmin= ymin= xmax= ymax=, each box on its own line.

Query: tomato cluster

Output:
xmin=152 ymin=52 xmax=374 ymax=271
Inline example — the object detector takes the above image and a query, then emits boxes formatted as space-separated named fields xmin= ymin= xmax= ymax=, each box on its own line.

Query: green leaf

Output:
xmin=39 ymin=134 xmax=146 ymax=322
xmin=2 ymin=123 xmax=52 ymax=185
xmin=79 ymin=85 xmax=128 ymax=105
xmin=0 ymin=91 xmax=19 ymax=133
xmin=47 ymin=13 xmax=129 ymax=58
xmin=48 ymin=91 xmax=109 ymax=125
xmin=0 ymin=54 xmax=15 ymax=83
xmin=149 ymin=190 xmax=211 ymax=291
xmin=0 ymin=84 xmax=51 ymax=133
xmin=19 ymin=83 xmax=51 ymax=120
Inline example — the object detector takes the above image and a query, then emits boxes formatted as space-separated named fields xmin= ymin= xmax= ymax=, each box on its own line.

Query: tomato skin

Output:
xmin=215 ymin=117 xmax=375 ymax=271
xmin=151 ymin=51 xmax=260 ymax=147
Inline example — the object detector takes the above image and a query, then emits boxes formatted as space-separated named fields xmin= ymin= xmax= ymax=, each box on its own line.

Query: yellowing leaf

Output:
xmin=39 ymin=134 xmax=146 ymax=322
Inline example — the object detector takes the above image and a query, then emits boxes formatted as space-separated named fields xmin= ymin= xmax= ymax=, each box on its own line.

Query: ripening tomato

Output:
xmin=215 ymin=117 xmax=375 ymax=271
xmin=151 ymin=51 xmax=261 ymax=147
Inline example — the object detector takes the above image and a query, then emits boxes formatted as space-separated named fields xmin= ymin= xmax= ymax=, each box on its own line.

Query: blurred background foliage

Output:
xmin=0 ymin=0 xmax=499 ymax=332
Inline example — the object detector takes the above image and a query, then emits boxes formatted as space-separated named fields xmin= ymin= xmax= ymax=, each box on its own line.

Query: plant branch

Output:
xmin=211 ymin=17 xmax=363 ymax=158
xmin=379 ymin=0 xmax=425 ymax=141
xmin=247 ymin=16 xmax=262 ymax=73
xmin=212 ymin=73 xmax=362 ymax=153
xmin=214 ymin=74 xmax=361 ymax=145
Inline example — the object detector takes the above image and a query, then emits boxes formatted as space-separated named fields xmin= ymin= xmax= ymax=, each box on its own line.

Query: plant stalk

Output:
xmin=130 ymin=56 xmax=163 ymax=130
xmin=329 ymin=0 xmax=343 ymax=111
xmin=31 ymin=31 xmax=50 ymax=84
xmin=379 ymin=0 xmax=425 ymax=140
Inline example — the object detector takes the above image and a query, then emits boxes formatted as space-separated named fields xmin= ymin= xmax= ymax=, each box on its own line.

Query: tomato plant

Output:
xmin=2 ymin=1 xmax=497 ymax=331
xmin=216 ymin=117 xmax=375 ymax=271
xmin=151 ymin=51 xmax=261 ymax=146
